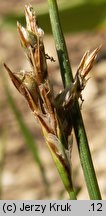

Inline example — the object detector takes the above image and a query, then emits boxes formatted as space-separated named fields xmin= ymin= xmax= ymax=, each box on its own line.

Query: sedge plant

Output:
xmin=4 ymin=4 xmax=102 ymax=199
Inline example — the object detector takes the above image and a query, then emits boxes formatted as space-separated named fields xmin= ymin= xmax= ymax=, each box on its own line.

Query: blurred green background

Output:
xmin=1 ymin=0 xmax=106 ymax=32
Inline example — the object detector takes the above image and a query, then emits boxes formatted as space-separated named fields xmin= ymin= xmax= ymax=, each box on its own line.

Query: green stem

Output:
xmin=58 ymin=127 xmax=77 ymax=200
xmin=48 ymin=0 xmax=73 ymax=87
xmin=72 ymin=101 xmax=102 ymax=199
xmin=48 ymin=0 xmax=102 ymax=200
xmin=68 ymin=190 xmax=76 ymax=200
xmin=47 ymin=0 xmax=76 ymax=200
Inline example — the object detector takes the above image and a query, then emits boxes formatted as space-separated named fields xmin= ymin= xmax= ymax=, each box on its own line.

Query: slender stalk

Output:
xmin=47 ymin=0 xmax=76 ymax=200
xmin=48 ymin=0 xmax=102 ymax=199
xmin=47 ymin=0 xmax=73 ymax=87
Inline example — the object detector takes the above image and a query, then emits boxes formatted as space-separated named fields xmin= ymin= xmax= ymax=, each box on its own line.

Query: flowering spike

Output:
xmin=4 ymin=5 xmax=101 ymax=198
xmin=25 ymin=4 xmax=44 ymax=39
xmin=17 ymin=22 xmax=29 ymax=48
xmin=25 ymin=4 xmax=36 ymax=33
xmin=17 ymin=21 xmax=38 ymax=49
xmin=4 ymin=63 xmax=23 ymax=92
xmin=77 ymin=46 xmax=101 ymax=78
